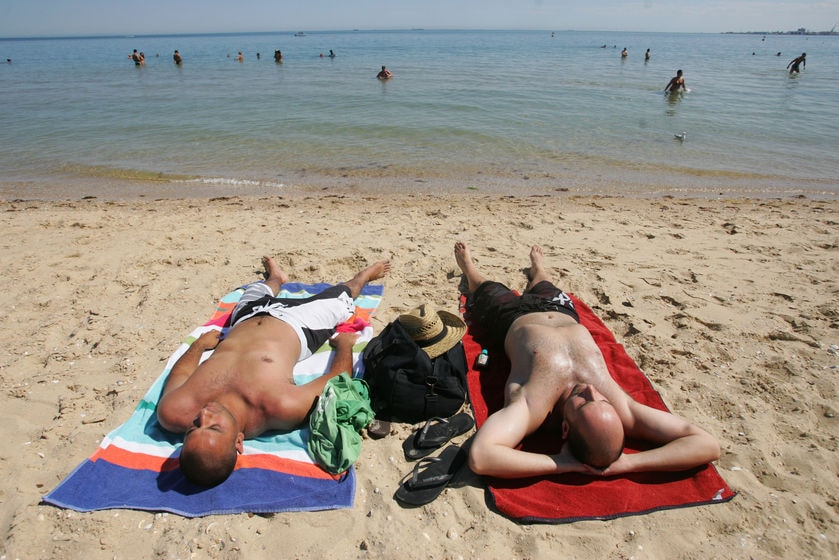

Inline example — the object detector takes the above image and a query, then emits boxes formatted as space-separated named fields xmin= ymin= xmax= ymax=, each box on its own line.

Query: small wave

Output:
xmin=179 ymin=177 xmax=287 ymax=189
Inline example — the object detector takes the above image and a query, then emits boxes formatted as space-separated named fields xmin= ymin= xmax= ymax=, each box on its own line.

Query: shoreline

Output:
xmin=3 ymin=173 xmax=839 ymax=203
xmin=1 ymin=192 xmax=837 ymax=558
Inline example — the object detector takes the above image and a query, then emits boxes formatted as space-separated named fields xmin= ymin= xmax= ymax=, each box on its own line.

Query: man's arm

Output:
xmin=601 ymin=401 xmax=720 ymax=476
xmin=468 ymin=399 xmax=590 ymax=479
xmin=273 ymin=332 xmax=360 ymax=426
xmin=311 ymin=332 xmax=359 ymax=388
xmin=159 ymin=330 xmax=220 ymax=400
xmin=156 ymin=330 xmax=221 ymax=432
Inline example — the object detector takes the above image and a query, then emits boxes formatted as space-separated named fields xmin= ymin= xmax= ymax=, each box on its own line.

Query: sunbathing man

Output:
xmin=157 ymin=256 xmax=391 ymax=487
xmin=454 ymin=241 xmax=719 ymax=478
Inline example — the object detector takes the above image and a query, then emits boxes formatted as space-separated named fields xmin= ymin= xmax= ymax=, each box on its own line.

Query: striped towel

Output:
xmin=43 ymin=281 xmax=384 ymax=517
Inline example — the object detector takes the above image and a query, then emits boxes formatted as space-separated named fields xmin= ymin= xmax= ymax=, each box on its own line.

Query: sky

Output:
xmin=1 ymin=0 xmax=838 ymax=38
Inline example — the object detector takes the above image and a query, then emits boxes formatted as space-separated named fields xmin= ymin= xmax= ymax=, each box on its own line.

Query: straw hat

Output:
xmin=398 ymin=304 xmax=467 ymax=359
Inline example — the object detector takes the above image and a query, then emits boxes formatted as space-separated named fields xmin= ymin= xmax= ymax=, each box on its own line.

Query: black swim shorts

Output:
xmin=465 ymin=280 xmax=579 ymax=348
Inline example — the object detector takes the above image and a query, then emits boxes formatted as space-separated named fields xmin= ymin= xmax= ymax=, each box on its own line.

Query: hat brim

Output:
xmin=417 ymin=310 xmax=467 ymax=359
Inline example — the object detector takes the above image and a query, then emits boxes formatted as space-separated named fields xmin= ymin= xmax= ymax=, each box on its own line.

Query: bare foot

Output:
xmin=454 ymin=241 xmax=472 ymax=273
xmin=454 ymin=241 xmax=487 ymax=293
xmin=343 ymin=260 xmax=391 ymax=297
xmin=529 ymin=245 xmax=544 ymax=272
xmin=525 ymin=245 xmax=550 ymax=290
xmin=364 ymin=260 xmax=391 ymax=282
xmin=262 ymin=256 xmax=289 ymax=295
xmin=262 ymin=256 xmax=289 ymax=284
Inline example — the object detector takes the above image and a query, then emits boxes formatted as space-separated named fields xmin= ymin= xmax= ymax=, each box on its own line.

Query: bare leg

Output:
xmin=454 ymin=241 xmax=488 ymax=294
xmin=524 ymin=245 xmax=551 ymax=292
xmin=342 ymin=260 xmax=391 ymax=298
xmin=262 ymin=256 xmax=289 ymax=296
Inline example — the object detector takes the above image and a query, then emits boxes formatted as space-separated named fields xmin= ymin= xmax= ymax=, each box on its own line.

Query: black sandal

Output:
xmin=395 ymin=445 xmax=467 ymax=506
xmin=402 ymin=412 xmax=474 ymax=461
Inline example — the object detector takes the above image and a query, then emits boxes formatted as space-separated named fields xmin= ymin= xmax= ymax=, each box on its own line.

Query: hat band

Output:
xmin=415 ymin=325 xmax=450 ymax=348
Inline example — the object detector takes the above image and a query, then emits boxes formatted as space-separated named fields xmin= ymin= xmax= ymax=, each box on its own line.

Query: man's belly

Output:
xmin=218 ymin=316 xmax=302 ymax=362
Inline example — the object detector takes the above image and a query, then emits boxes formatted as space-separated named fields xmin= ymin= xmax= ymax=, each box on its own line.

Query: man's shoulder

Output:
xmin=157 ymin=390 xmax=197 ymax=432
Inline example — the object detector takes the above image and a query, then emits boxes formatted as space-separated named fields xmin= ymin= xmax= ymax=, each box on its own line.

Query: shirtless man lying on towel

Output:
xmin=454 ymin=241 xmax=719 ymax=478
xmin=157 ymin=256 xmax=390 ymax=487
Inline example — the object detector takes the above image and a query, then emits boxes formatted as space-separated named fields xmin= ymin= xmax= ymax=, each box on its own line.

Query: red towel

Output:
xmin=461 ymin=294 xmax=735 ymax=523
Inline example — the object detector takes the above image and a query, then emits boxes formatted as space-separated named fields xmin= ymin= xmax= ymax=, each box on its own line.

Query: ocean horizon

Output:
xmin=1 ymin=29 xmax=837 ymax=200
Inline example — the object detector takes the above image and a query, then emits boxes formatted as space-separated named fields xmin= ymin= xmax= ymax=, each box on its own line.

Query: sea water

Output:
xmin=1 ymin=30 xmax=837 ymax=199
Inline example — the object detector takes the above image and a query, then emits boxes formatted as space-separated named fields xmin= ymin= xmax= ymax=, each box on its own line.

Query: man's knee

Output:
xmin=467 ymin=440 xmax=490 ymax=476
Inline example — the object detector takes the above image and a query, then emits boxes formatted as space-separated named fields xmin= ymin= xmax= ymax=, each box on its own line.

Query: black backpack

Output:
xmin=361 ymin=319 xmax=468 ymax=424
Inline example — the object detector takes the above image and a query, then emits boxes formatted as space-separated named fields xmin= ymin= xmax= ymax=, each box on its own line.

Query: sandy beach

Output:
xmin=0 ymin=190 xmax=836 ymax=559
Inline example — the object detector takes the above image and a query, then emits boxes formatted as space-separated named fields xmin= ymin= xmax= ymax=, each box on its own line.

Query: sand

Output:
xmin=0 ymin=191 xmax=836 ymax=559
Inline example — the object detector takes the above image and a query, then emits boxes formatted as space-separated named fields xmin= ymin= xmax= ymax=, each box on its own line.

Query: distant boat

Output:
xmin=294 ymin=32 xmax=306 ymax=37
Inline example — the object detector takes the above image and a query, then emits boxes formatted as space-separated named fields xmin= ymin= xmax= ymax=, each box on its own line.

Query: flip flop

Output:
xmin=402 ymin=412 xmax=475 ymax=461
xmin=395 ymin=445 xmax=467 ymax=506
